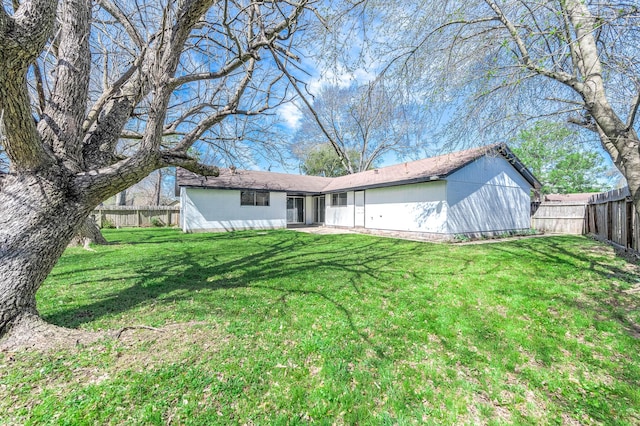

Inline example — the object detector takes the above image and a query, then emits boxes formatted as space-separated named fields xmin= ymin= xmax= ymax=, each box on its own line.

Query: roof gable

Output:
xmin=177 ymin=143 xmax=540 ymax=193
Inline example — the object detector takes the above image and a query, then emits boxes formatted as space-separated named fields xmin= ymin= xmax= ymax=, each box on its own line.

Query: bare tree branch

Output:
xmin=81 ymin=52 xmax=146 ymax=134
xmin=0 ymin=0 xmax=58 ymax=171
xmin=627 ymin=90 xmax=640 ymax=131
xmin=4 ymin=0 xmax=57 ymax=55
xmin=167 ymin=54 xmax=255 ymax=89
xmin=96 ymin=0 xmax=145 ymax=49
xmin=269 ymin=47 xmax=354 ymax=173
xmin=160 ymin=151 xmax=220 ymax=176
xmin=483 ymin=0 xmax=583 ymax=92
xmin=173 ymin=58 xmax=259 ymax=153
xmin=37 ymin=0 xmax=92 ymax=171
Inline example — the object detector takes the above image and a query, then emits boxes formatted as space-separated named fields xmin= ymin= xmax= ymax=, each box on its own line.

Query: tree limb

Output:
xmin=3 ymin=0 xmax=57 ymax=57
xmin=172 ymin=57 xmax=259 ymax=153
xmin=81 ymin=52 xmax=146 ymax=134
xmin=31 ymin=62 xmax=47 ymax=116
xmin=483 ymin=0 xmax=583 ymax=92
xmin=96 ymin=0 xmax=145 ymax=49
xmin=37 ymin=0 xmax=92 ymax=171
xmin=0 ymin=0 xmax=58 ymax=171
xmin=559 ymin=0 xmax=580 ymax=79
xmin=164 ymin=103 xmax=216 ymax=134
xmin=269 ymin=47 xmax=353 ymax=174
xmin=627 ymin=90 xmax=640 ymax=131
xmin=0 ymin=7 xmax=9 ymax=43
xmin=167 ymin=53 xmax=255 ymax=89
xmin=160 ymin=151 xmax=220 ymax=177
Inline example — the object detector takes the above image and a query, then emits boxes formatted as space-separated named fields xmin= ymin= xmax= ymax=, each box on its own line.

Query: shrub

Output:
xmin=101 ymin=219 xmax=116 ymax=229
xmin=150 ymin=217 xmax=165 ymax=227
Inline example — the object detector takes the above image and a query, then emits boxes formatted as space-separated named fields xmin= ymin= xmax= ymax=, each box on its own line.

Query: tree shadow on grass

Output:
xmin=41 ymin=232 xmax=640 ymax=422
xmin=415 ymin=236 xmax=640 ymax=424
xmin=492 ymin=236 xmax=640 ymax=338
xmin=44 ymin=231 xmax=422 ymax=357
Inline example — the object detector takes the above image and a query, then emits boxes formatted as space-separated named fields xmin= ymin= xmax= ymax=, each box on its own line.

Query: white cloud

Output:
xmin=277 ymin=101 xmax=304 ymax=130
xmin=307 ymin=65 xmax=377 ymax=96
xmin=276 ymin=66 xmax=378 ymax=130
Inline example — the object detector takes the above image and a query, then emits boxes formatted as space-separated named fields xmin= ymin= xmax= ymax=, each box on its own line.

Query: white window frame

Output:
xmin=241 ymin=190 xmax=270 ymax=206
xmin=331 ymin=192 xmax=347 ymax=207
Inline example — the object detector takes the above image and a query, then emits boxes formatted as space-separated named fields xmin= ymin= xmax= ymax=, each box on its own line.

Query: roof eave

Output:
xmin=178 ymin=184 xmax=325 ymax=195
xmin=495 ymin=144 xmax=542 ymax=189
xmin=324 ymin=175 xmax=443 ymax=193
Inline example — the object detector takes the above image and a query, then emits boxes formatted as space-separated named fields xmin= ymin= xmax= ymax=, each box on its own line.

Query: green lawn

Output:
xmin=2 ymin=228 xmax=640 ymax=425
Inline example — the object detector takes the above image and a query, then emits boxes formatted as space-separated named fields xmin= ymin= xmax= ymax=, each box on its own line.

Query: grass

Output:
xmin=1 ymin=228 xmax=640 ymax=424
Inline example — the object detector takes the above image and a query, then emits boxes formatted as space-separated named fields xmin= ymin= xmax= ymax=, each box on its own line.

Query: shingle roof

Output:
xmin=177 ymin=143 xmax=540 ymax=193
xmin=176 ymin=167 xmax=333 ymax=194
xmin=544 ymin=193 xmax=598 ymax=203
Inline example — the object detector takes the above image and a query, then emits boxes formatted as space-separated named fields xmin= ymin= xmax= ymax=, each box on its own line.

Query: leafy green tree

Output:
xmin=511 ymin=122 xmax=609 ymax=194
xmin=299 ymin=143 xmax=365 ymax=177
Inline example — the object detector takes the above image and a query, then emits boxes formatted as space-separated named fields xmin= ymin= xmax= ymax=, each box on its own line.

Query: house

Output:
xmin=177 ymin=143 xmax=540 ymax=238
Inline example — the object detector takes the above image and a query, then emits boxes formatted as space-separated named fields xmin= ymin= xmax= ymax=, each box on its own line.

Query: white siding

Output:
xmin=325 ymin=191 xmax=355 ymax=227
xmin=354 ymin=191 xmax=365 ymax=227
xmin=364 ymin=181 xmax=448 ymax=233
xmin=182 ymin=188 xmax=287 ymax=232
xmin=446 ymin=155 xmax=532 ymax=234
xmin=304 ymin=196 xmax=314 ymax=225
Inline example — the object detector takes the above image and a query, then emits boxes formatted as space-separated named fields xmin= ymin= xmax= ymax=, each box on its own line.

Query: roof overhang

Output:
xmin=494 ymin=144 xmax=541 ymax=189
xmin=176 ymin=143 xmax=542 ymax=195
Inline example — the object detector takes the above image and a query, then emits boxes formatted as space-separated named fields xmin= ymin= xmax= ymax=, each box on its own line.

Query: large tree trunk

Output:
xmin=0 ymin=0 xmax=301 ymax=349
xmin=153 ymin=169 xmax=162 ymax=206
xmin=69 ymin=216 xmax=108 ymax=249
xmin=0 ymin=172 xmax=90 ymax=336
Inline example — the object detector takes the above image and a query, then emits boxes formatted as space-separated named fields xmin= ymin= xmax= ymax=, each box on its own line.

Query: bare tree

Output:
xmin=0 ymin=0 xmax=312 ymax=343
xmin=128 ymin=168 xmax=174 ymax=206
xmin=344 ymin=1 xmax=640 ymax=203
xmin=153 ymin=169 xmax=163 ymax=206
xmin=290 ymin=77 xmax=427 ymax=173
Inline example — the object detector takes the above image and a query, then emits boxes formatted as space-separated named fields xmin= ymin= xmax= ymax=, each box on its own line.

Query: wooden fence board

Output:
xmin=583 ymin=187 xmax=638 ymax=253
xmin=531 ymin=202 xmax=587 ymax=234
xmin=531 ymin=188 xmax=640 ymax=253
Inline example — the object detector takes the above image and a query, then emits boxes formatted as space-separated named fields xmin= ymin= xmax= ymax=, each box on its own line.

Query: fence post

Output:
xmin=626 ymin=201 xmax=633 ymax=248
xmin=607 ymin=201 xmax=612 ymax=242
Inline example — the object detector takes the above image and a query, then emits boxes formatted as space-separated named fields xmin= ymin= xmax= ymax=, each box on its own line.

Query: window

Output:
xmin=241 ymin=190 xmax=270 ymax=206
xmin=331 ymin=192 xmax=347 ymax=207
xmin=255 ymin=191 xmax=270 ymax=206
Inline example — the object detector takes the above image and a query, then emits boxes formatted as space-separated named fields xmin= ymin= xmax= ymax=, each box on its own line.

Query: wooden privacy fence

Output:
xmin=91 ymin=206 xmax=180 ymax=228
xmin=531 ymin=202 xmax=588 ymax=234
xmin=584 ymin=188 xmax=639 ymax=252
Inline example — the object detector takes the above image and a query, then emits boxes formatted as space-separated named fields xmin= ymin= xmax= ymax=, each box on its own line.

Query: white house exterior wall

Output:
xmin=181 ymin=187 xmax=287 ymax=232
xmin=325 ymin=191 xmax=355 ymax=227
xmin=305 ymin=196 xmax=314 ymax=225
xmin=446 ymin=156 xmax=532 ymax=234
xmin=364 ymin=181 xmax=449 ymax=233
